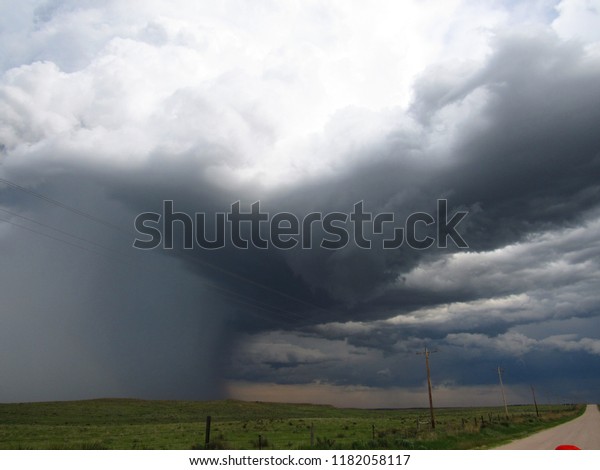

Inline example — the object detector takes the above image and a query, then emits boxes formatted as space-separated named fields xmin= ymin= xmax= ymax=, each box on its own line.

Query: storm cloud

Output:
xmin=1 ymin=0 xmax=600 ymax=406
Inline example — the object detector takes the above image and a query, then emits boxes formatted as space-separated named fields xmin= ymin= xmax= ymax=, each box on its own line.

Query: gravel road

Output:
xmin=495 ymin=404 xmax=600 ymax=450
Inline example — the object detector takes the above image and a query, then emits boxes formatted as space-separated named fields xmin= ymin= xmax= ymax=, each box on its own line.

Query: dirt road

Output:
xmin=495 ymin=404 xmax=600 ymax=449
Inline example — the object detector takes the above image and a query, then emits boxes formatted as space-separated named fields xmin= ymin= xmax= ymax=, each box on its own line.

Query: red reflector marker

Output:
xmin=555 ymin=444 xmax=581 ymax=450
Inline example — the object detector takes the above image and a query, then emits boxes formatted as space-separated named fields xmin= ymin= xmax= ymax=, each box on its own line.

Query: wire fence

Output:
xmin=2 ymin=404 xmax=579 ymax=450
xmin=198 ymin=406 xmax=573 ymax=450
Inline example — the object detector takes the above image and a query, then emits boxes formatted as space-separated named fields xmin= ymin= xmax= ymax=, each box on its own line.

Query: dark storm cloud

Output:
xmin=425 ymin=33 xmax=600 ymax=249
xmin=145 ymin=31 xmax=600 ymax=329
xmin=2 ymin=0 xmax=600 ymax=405
xmin=222 ymin=31 xmax=600 ymax=401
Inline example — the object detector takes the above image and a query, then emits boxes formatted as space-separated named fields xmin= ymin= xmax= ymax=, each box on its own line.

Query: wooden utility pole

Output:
xmin=531 ymin=385 xmax=540 ymax=418
xmin=497 ymin=367 xmax=509 ymax=419
xmin=417 ymin=347 xmax=437 ymax=429
xmin=204 ymin=415 xmax=212 ymax=448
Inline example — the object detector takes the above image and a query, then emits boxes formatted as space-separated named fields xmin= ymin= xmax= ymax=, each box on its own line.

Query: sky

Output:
xmin=1 ymin=0 xmax=600 ymax=408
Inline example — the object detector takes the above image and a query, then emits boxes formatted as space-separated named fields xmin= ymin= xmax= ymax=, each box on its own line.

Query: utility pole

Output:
xmin=497 ymin=366 xmax=509 ymax=419
xmin=531 ymin=385 xmax=540 ymax=418
xmin=204 ymin=415 xmax=212 ymax=449
xmin=417 ymin=347 xmax=437 ymax=429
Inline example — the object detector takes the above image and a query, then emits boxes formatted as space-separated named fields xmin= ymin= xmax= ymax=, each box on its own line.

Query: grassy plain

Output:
xmin=0 ymin=399 xmax=584 ymax=450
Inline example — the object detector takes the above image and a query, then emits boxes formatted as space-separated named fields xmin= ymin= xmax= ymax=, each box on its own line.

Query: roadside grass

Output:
xmin=0 ymin=399 xmax=583 ymax=450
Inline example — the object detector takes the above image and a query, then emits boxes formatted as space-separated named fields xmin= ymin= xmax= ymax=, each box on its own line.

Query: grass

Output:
xmin=0 ymin=399 xmax=584 ymax=450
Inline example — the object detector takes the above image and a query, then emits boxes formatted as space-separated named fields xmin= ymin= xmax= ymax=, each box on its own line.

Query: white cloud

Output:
xmin=0 ymin=0 xmax=560 ymax=188
xmin=446 ymin=331 xmax=537 ymax=355
xmin=400 ymin=216 xmax=600 ymax=300
xmin=446 ymin=331 xmax=600 ymax=357
xmin=540 ymin=334 xmax=600 ymax=355
xmin=553 ymin=0 xmax=600 ymax=43
xmin=231 ymin=330 xmax=374 ymax=369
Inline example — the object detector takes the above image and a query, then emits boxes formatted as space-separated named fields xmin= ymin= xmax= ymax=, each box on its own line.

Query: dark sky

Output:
xmin=1 ymin=0 xmax=600 ymax=407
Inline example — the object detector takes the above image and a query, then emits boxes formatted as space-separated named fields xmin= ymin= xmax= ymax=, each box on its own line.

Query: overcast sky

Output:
xmin=1 ymin=0 xmax=600 ymax=408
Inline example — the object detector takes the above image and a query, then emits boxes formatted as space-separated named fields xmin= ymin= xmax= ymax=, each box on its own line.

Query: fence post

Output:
xmin=372 ymin=424 xmax=375 ymax=440
xmin=310 ymin=423 xmax=314 ymax=447
xmin=258 ymin=434 xmax=262 ymax=450
xmin=204 ymin=416 xmax=212 ymax=449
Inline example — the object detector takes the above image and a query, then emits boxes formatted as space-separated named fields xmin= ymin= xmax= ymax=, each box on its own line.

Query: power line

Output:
xmin=0 ymin=207 xmax=308 ymax=327
xmin=0 ymin=215 xmax=131 ymax=266
xmin=0 ymin=206 xmax=130 ymax=257
xmin=0 ymin=177 xmax=126 ymax=233
xmin=0 ymin=177 xmax=332 ymax=317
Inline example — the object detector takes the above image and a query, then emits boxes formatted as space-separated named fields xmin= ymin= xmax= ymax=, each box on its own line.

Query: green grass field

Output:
xmin=0 ymin=399 xmax=584 ymax=450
